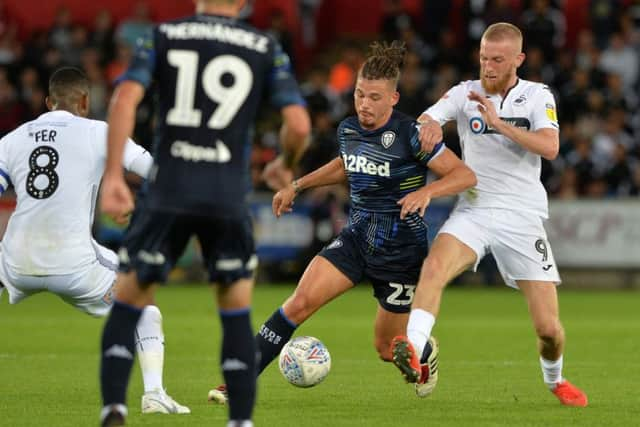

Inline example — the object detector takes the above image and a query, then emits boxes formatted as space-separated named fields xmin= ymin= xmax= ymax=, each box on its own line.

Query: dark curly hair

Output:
xmin=359 ymin=40 xmax=407 ymax=86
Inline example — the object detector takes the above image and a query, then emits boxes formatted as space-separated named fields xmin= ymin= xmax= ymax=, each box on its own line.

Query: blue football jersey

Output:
xmin=120 ymin=14 xmax=305 ymax=216
xmin=338 ymin=110 xmax=444 ymax=251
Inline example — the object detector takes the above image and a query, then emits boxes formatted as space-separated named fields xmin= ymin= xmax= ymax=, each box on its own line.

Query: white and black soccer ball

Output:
xmin=278 ymin=336 xmax=331 ymax=388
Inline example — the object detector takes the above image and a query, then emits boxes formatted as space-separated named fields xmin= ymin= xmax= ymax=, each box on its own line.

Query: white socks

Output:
xmin=540 ymin=355 xmax=564 ymax=389
xmin=100 ymin=404 xmax=127 ymax=422
xmin=136 ymin=305 xmax=165 ymax=393
xmin=407 ymin=308 xmax=436 ymax=358
xmin=227 ymin=421 xmax=254 ymax=427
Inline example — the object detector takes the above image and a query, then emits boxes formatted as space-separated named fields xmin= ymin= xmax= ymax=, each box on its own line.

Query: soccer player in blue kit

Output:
xmin=208 ymin=40 xmax=477 ymax=404
xmin=97 ymin=1 xmax=310 ymax=426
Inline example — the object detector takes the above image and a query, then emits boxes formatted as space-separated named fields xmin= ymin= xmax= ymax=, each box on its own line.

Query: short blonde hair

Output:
xmin=481 ymin=22 xmax=523 ymax=52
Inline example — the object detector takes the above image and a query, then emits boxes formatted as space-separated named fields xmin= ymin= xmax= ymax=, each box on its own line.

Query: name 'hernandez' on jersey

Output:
xmin=120 ymin=13 xmax=305 ymax=216
xmin=338 ymin=110 xmax=444 ymax=251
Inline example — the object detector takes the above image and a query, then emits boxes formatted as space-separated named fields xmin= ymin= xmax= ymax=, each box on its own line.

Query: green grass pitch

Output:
xmin=1 ymin=284 xmax=637 ymax=426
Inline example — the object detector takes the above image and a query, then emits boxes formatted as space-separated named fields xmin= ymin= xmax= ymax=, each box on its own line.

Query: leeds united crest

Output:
xmin=381 ymin=131 xmax=396 ymax=148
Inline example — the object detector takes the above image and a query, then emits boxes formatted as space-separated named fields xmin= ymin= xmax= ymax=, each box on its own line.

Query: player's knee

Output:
xmin=283 ymin=291 xmax=316 ymax=323
xmin=421 ymin=256 xmax=448 ymax=286
xmin=535 ymin=320 xmax=564 ymax=344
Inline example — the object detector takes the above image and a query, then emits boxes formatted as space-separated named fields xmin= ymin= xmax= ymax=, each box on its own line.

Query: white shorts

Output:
xmin=438 ymin=207 xmax=561 ymax=289
xmin=0 ymin=244 xmax=118 ymax=317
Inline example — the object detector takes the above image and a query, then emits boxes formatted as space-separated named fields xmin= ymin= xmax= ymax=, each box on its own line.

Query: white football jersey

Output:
xmin=0 ymin=110 xmax=152 ymax=275
xmin=425 ymin=79 xmax=559 ymax=218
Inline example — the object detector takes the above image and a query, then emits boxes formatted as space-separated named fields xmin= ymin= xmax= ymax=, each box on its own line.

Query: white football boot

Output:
xmin=141 ymin=389 xmax=190 ymax=414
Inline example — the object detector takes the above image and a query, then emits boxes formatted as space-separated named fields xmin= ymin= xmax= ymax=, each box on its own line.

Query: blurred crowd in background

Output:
xmin=0 ymin=0 xmax=639 ymax=203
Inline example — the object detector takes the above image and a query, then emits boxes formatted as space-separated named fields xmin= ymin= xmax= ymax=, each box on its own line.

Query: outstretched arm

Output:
xmin=272 ymin=157 xmax=346 ymax=217
xmin=263 ymin=104 xmax=311 ymax=190
xmin=101 ymin=81 xmax=145 ymax=222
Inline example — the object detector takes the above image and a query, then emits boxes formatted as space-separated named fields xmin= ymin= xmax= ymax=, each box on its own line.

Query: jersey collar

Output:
xmin=499 ymin=78 xmax=520 ymax=109
xmin=38 ymin=110 xmax=75 ymax=119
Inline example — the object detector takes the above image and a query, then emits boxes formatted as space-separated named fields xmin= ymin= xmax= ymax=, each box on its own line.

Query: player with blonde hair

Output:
xmin=391 ymin=23 xmax=588 ymax=406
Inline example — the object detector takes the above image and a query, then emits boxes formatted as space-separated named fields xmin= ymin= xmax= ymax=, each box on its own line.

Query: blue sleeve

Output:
xmin=116 ymin=27 xmax=156 ymax=88
xmin=336 ymin=120 xmax=347 ymax=156
xmin=409 ymin=121 xmax=445 ymax=166
xmin=268 ymin=40 xmax=306 ymax=108
xmin=0 ymin=168 xmax=11 ymax=194
xmin=0 ymin=137 xmax=11 ymax=194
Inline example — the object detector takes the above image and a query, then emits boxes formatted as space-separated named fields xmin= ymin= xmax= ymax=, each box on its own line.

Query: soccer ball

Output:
xmin=278 ymin=336 xmax=331 ymax=388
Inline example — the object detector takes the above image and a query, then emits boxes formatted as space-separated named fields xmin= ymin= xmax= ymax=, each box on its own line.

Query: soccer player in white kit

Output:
xmin=0 ymin=67 xmax=189 ymax=415
xmin=390 ymin=23 xmax=588 ymax=406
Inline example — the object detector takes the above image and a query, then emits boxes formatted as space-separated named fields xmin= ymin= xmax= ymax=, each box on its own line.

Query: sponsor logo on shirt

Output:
xmin=469 ymin=117 xmax=531 ymax=134
xmin=545 ymin=103 xmax=557 ymax=122
xmin=469 ymin=116 xmax=486 ymax=134
xmin=342 ymin=154 xmax=390 ymax=177
xmin=514 ymin=94 xmax=527 ymax=105
xmin=170 ymin=140 xmax=231 ymax=163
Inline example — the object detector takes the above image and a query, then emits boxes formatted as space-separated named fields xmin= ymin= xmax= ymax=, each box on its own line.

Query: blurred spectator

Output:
xmin=603 ymin=72 xmax=638 ymax=112
xmin=432 ymin=28 xmax=465 ymax=71
xmin=299 ymin=109 xmax=338 ymax=175
xmin=0 ymin=29 xmax=17 ymax=65
xmin=564 ymin=136 xmax=597 ymax=195
xmin=483 ymin=0 xmax=521 ymax=26
xmin=598 ymin=32 xmax=639 ymax=90
xmin=82 ymin=48 xmax=108 ymax=120
xmin=42 ymin=46 xmax=63 ymax=75
xmin=89 ymin=9 xmax=115 ymax=64
xmin=461 ymin=0 xmax=491 ymax=50
xmin=591 ymin=107 xmax=634 ymax=174
xmin=605 ymin=142 xmax=635 ymax=196
xmin=0 ymin=69 xmax=23 ymax=137
xmin=63 ymin=24 xmax=88 ymax=67
xmin=22 ymin=30 xmax=48 ymax=68
xmin=575 ymin=29 xmax=600 ymax=70
xmin=520 ymin=0 xmax=566 ymax=61
xmin=520 ymin=46 xmax=556 ymax=83
xmin=300 ymin=65 xmax=346 ymax=122
xmin=22 ymin=85 xmax=46 ymax=121
xmin=420 ymin=0 xmax=451 ymax=44
xmin=399 ymin=26 xmax=435 ymax=66
xmin=554 ymin=168 xmax=579 ymax=199
xmin=589 ymin=0 xmax=623 ymax=49
xmin=380 ymin=0 xmax=415 ymax=42
xmin=48 ymin=6 xmax=73 ymax=53
xmin=328 ymin=42 xmax=363 ymax=94
xmin=0 ymin=0 xmax=17 ymax=39
xmin=105 ymin=42 xmax=132 ymax=85
xmin=17 ymin=66 xmax=41 ymax=102
xmin=552 ymin=49 xmax=576 ymax=90
xmin=396 ymin=60 xmax=428 ymax=118
xmin=115 ymin=1 xmax=153 ymax=48
xmin=299 ymin=0 xmax=321 ymax=48
xmin=266 ymin=9 xmax=295 ymax=68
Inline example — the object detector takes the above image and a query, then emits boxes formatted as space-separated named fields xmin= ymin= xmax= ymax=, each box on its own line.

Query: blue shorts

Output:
xmin=120 ymin=207 xmax=256 ymax=285
xmin=318 ymin=227 xmax=429 ymax=313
